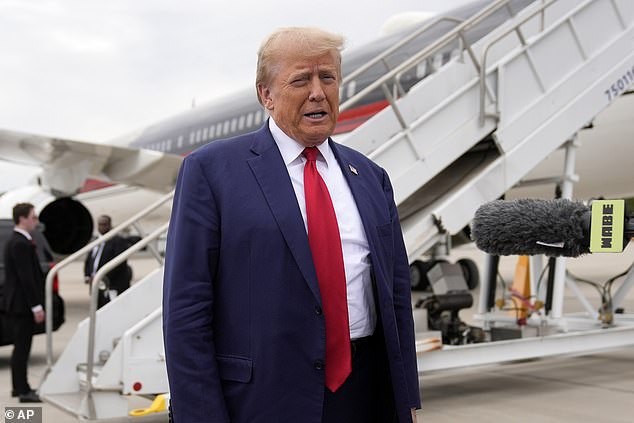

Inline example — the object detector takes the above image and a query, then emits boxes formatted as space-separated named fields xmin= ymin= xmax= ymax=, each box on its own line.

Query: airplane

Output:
xmin=0 ymin=0 xmax=631 ymax=260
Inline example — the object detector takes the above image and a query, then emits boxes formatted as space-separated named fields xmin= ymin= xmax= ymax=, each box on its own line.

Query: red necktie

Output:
xmin=303 ymin=147 xmax=351 ymax=392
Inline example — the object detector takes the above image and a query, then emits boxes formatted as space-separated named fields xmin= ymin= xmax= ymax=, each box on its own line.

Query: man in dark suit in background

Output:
xmin=84 ymin=215 xmax=132 ymax=308
xmin=163 ymin=27 xmax=420 ymax=422
xmin=3 ymin=202 xmax=44 ymax=403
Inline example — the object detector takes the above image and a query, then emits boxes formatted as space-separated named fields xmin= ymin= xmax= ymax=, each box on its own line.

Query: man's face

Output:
xmin=20 ymin=208 xmax=39 ymax=232
xmin=97 ymin=217 xmax=111 ymax=235
xmin=258 ymin=51 xmax=340 ymax=147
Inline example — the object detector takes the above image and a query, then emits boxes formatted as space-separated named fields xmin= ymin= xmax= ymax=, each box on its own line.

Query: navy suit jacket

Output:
xmin=83 ymin=235 xmax=131 ymax=292
xmin=3 ymin=231 xmax=44 ymax=315
xmin=163 ymin=123 xmax=420 ymax=423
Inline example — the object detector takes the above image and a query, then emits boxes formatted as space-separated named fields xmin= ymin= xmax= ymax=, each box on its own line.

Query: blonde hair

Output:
xmin=255 ymin=27 xmax=345 ymax=105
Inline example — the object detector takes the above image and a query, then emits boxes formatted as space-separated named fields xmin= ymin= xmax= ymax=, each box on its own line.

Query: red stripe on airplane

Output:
xmin=80 ymin=179 xmax=114 ymax=193
xmin=334 ymin=100 xmax=389 ymax=134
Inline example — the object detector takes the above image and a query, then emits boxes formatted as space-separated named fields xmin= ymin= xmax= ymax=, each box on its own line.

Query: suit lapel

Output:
xmin=247 ymin=126 xmax=322 ymax=305
xmin=329 ymin=139 xmax=382 ymax=245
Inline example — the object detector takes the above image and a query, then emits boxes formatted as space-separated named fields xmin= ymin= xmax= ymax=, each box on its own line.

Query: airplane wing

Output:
xmin=0 ymin=128 xmax=182 ymax=195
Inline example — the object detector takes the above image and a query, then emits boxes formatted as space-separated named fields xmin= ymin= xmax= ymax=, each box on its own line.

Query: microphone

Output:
xmin=471 ymin=198 xmax=633 ymax=257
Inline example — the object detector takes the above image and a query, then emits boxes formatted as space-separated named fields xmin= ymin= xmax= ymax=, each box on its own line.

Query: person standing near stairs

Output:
xmin=84 ymin=215 xmax=132 ymax=308
xmin=3 ymin=202 xmax=44 ymax=403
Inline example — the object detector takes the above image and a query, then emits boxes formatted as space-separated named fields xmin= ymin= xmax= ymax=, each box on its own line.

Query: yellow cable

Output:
xmin=129 ymin=393 xmax=168 ymax=417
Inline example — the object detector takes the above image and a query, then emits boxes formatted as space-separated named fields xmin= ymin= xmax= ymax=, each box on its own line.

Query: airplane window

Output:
xmin=196 ymin=129 xmax=202 ymax=143
xmin=231 ymin=118 xmax=238 ymax=132
xmin=167 ymin=139 xmax=172 ymax=151
xmin=346 ymin=80 xmax=357 ymax=99
xmin=177 ymin=135 xmax=183 ymax=149
xmin=203 ymin=128 xmax=209 ymax=140
xmin=247 ymin=113 xmax=253 ymax=127
xmin=223 ymin=120 xmax=230 ymax=135
xmin=209 ymin=125 xmax=215 ymax=139
xmin=416 ymin=61 xmax=428 ymax=79
xmin=216 ymin=123 xmax=223 ymax=137
xmin=239 ymin=115 xmax=245 ymax=130
xmin=431 ymin=53 xmax=443 ymax=72
xmin=254 ymin=110 xmax=262 ymax=125
xmin=189 ymin=132 xmax=195 ymax=145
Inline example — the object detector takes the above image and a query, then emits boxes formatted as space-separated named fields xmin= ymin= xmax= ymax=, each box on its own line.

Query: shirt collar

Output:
xmin=14 ymin=227 xmax=32 ymax=241
xmin=268 ymin=118 xmax=335 ymax=168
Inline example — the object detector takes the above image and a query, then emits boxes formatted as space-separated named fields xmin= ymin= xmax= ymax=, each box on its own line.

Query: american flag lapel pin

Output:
xmin=348 ymin=164 xmax=358 ymax=175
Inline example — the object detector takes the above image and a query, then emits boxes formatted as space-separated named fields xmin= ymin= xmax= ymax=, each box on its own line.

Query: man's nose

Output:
xmin=308 ymin=77 xmax=325 ymax=101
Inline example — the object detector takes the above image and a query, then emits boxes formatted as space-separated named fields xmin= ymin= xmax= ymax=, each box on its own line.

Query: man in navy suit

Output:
xmin=84 ymin=215 xmax=132 ymax=308
xmin=163 ymin=27 xmax=420 ymax=422
xmin=3 ymin=203 xmax=45 ymax=403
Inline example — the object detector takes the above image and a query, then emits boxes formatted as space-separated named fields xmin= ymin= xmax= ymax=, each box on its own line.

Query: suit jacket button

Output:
xmin=315 ymin=306 xmax=322 ymax=316
xmin=314 ymin=360 xmax=324 ymax=370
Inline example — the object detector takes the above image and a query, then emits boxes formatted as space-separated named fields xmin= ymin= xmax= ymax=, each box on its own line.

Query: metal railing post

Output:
xmin=477 ymin=0 xmax=597 ymax=126
xmin=43 ymin=190 xmax=174 ymax=371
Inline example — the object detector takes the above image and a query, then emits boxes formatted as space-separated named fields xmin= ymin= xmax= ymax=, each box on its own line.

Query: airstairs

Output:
xmin=39 ymin=194 xmax=171 ymax=419
xmin=38 ymin=0 xmax=634 ymax=419
xmin=338 ymin=0 xmax=634 ymax=372
xmin=341 ymin=0 xmax=634 ymax=260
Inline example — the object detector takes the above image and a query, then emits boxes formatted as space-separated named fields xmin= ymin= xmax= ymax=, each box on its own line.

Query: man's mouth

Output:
xmin=304 ymin=111 xmax=327 ymax=119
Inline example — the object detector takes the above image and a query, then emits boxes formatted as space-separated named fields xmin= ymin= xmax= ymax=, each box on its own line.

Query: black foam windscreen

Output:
xmin=471 ymin=198 xmax=591 ymax=257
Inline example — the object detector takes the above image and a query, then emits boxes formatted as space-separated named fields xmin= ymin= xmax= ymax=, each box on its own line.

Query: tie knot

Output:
xmin=303 ymin=147 xmax=319 ymax=162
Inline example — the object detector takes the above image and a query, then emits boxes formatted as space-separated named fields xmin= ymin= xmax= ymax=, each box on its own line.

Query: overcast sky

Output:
xmin=0 ymin=0 xmax=473 ymax=142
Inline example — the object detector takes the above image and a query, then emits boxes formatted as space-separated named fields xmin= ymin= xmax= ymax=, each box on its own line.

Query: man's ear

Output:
xmin=257 ymin=84 xmax=274 ymax=110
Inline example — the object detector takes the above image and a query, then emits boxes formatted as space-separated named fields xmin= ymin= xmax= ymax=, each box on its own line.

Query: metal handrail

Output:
xmin=340 ymin=15 xmax=464 ymax=87
xmin=43 ymin=190 xmax=174 ymax=370
xmin=477 ymin=0 xmax=600 ymax=125
xmin=478 ymin=0 xmax=561 ymax=125
xmin=339 ymin=0 xmax=520 ymax=113
xmin=85 ymin=221 xmax=169 ymax=394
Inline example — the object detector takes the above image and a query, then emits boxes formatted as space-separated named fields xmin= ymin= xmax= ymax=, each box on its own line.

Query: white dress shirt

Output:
xmin=90 ymin=243 xmax=106 ymax=276
xmin=269 ymin=118 xmax=376 ymax=339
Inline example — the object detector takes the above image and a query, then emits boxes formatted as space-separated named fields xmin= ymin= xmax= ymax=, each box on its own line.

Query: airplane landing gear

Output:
xmin=412 ymin=260 xmax=485 ymax=345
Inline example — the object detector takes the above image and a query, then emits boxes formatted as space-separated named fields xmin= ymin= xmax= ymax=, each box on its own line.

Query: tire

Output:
xmin=410 ymin=260 xmax=432 ymax=291
xmin=458 ymin=258 xmax=479 ymax=290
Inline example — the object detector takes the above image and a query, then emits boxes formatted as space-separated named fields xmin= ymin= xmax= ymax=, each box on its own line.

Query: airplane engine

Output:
xmin=0 ymin=185 xmax=93 ymax=255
